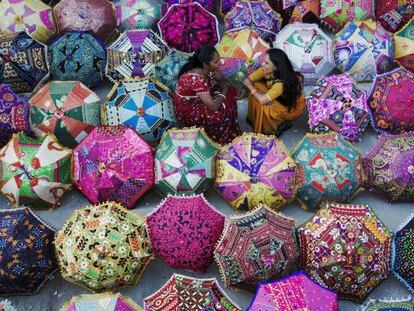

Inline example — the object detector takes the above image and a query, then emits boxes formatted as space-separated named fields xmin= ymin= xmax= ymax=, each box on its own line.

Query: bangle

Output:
xmin=217 ymin=93 xmax=226 ymax=100
xmin=250 ymin=88 xmax=257 ymax=95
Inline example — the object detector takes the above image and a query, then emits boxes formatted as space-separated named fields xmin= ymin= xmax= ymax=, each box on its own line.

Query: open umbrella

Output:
xmin=267 ymin=0 xmax=320 ymax=26
xmin=114 ymin=0 xmax=161 ymax=30
xmin=362 ymin=296 xmax=414 ymax=311
xmin=395 ymin=17 xmax=414 ymax=73
xmin=102 ymin=78 xmax=176 ymax=142
xmin=163 ymin=0 xmax=216 ymax=14
xmin=61 ymin=293 xmax=142 ymax=311
xmin=73 ymin=126 xmax=154 ymax=208
xmin=220 ymin=0 xmax=236 ymax=16
xmin=376 ymin=0 xmax=414 ymax=33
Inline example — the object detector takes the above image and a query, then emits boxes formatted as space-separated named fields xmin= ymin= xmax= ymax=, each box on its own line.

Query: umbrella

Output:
xmin=362 ymin=296 xmax=414 ymax=311
xmin=274 ymin=23 xmax=335 ymax=85
xmin=154 ymin=127 xmax=219 ymax=196
xmin=30 ymin=81 xmax=101 ymax=148
xmin=395 ymin=17 xmax=414 ymax=73
xmin=248 ymin=271 xmax=339 ymax=311
xmin=291 ymin=132 xmax=363 ymax=211
xmin=214 ymin=205 xmax=299 ymax=292
xmin=0 ymin=207 xmax=57 ymax=295
xmin=298 ymin=202 xmax=392 ymax=301
xmin=306 ymin=73 xmax=369 ymax=142
xmin=267 ymin=0 xmax=320 ymax=26
xmin=334 ymin=20 xmax=394 ymax=82
xmin=146 ymin=194 xmax=224 ymax=272
xmin=106 ymin=30 xmax=169 ymax=83
xmin=143 ymin=274 xmax=241 ymax=310
xmin=49 ymin=32 xmax=107 ymax=88
xmin=376 ymin=0 xmax=414 ymax=33
xmin=215 ymin=133 xmax=296 ymax=212
xmin=102 ymin=78 xmax=176 ymax=142
xmin=0 ymin=133 xmax=72 ymax=209
xmin=55 ymin=201 xmax=153 ymax=292
xmin=368 ymin=67 xmax=414 ymax=134
xmin=0 ymin=0 xmax=56 ymax=43
xmin=220 ymin=0 xmax=236 ymax=16
xmin=158 ymin=2 xmax=220 ymax=53
xmin=0 ymin=31 xmax=49 ymax=94
xmin=114 ymin=0 xmax=161 ymax=30
xmin=73 ymin=126 xmax=154 ymax=208
xmin=61 ymin=293 xmax=142 ymax=310
xmin=163 ymin=0 xmax=216 ymax=14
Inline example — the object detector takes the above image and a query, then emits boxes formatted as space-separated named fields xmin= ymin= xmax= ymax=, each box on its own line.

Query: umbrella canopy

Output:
xmin=55 ymin=201 xmax=153 ymax=292
xmin=146 ymin=194 xmax=224 ymax=272
xmin=335 ymin=20 xmax=394 ymax=82
xmin=292 ymin=132 xmax=363 ymax=211
xmin=368 ymin=67 xmax=414 ymax=134
xmin=61 ymin=292 xmax=142 ymax=311
xmin=362 ymin=296 xmax=414 ymax=311
xmin=0 ymin=133 xmax=72 ymax=209
xmin=298 ymin=202 xmax=392 ymax=301
xmin=214 ymin=205 xmax=299 ymax=292
xmin=0 ymin=207 xmax=57 ymax=295
xmin=306 ymin=73 xmax=369 ymax=142
xmin=154 ymin=127 xmax=219 ymax=196
xmin=0 ymin=31 xmax=49 ymax=94
xmin=267 ymin=0 xmax=320 ymax=26
xmin=274 ymin=23 xmax=335 ymax=85
xmin=73 ymin=126 xmax=154 ymax=208
xmin=114 ymin=0 xmax=161 ymax=30
xmin=106 ymin=30 xmax=169 ymax=83
xmin=158 ymin=2 xmax=220 ymax=53
xmin=102 ymin=78 xmax=176 ymax=142
xmin=215 ymin=133 xmax=296 ymax=212
xmin=376 ymin=0 xmax=414 ymax=33
xmin=220 ymin=0 xmax=236 ymax=16
xmin=144 ymin=274 xmax=241 ymax=310
xmin=395 ymin=17 xmax=414 ymax=73
xmin=163 ymin=0 xmax=215 ymax=14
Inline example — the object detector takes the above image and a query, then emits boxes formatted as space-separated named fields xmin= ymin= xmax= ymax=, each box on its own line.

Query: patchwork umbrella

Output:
xmin=376 ymin=0 xmax=414 ymax=33
xmin=395 ymin=17 xmax=414 ymax=73
xmin=248 ymin=272 xmax=339 ymax=311
xmin=362 ymin=296 xmax=414 ymax=311
xmin=0 ymin=207 xmax=57 ymax=295
xmin=368 ymin=67 xmax=414 ymax=134
xmin=146 ymin=194 xmax=224 ymax=272
xmin=73 ymin=126 xmax=154 ymax=208
xmin=274 ymin=23 xmax=335 ymax=85
xmin=30 ymin=81 xmax=101 ymax=148
xmin=220 ymin=0 xmax=237 ymax=16
xmin=102 ymin=78 xmax=176 ymax=142
xmin=0 ymin=31 xmax=49 ymax=94
xmin=306 ymin=73 xmax=369 ymax=142
xmin=61 ymin=293 xmax=142 ymax=311
xmin=144 ymin=274 xmax=241 ymax=310
xmin=0 ymin=133 xmax=72 ymax=209
xmin=154 ymin=127 xmax=219 ymax=196
xmin=106 ymin=30 xmax=169 ymax=83
xmin=335 ymin=20 xmax=394 ymax=82
xmin=215 ymin=133 xmax=296 ymax=212
xmin=214 ymin=205 xmax=299 ymax=292
xmin=298 ymin=202 xmax=392 ymax=301
xmin=158 ymin=3 xmax=220 ymax=53
xmin=114 ymin=0 xmax=161 ymax=30
xmin=163 ymin=0 xmax=216 ymax=14
xmin=55 ymin=201 xmax=153 ymax=292
xmin=267 ymin=0 xmax=320 ymax=26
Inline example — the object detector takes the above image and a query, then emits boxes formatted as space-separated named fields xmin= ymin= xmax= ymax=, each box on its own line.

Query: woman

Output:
xmin=243 ymin=48 xmax=305 ymax=135
xmin=174 ymin=45 xmax=241 ymax=145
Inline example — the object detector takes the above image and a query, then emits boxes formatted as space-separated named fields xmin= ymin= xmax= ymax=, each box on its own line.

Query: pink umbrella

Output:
xmin=163 ymin=0 xmax=216 ymax=14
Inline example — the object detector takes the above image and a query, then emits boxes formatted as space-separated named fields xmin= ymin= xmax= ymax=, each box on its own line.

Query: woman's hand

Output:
xmin=243 ymin=77 xmax=255 ymax=91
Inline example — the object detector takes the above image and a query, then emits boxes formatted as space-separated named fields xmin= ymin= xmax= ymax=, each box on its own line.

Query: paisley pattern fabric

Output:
xmin=362 ymin=296 xmax=414 ymax=311
xmin=376 ymin=0 xmax=414 ymax=33
xmin=395 ymin=18 xmax=414 ymax=73
xmin=268 ymin=0 xmax=320 ymax=26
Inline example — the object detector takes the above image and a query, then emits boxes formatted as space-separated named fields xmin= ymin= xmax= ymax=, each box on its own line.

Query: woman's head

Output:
xmin=178 ymin=45 xmax=220 ymax=77
xmin=261 ymin=48 xmax=295 ymax=75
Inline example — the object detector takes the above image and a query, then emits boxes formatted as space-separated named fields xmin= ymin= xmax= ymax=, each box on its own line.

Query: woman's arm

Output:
xmin=243 ymin=77 xmax=272 ymax=105
xmin=198 ymin=92 xmax=226 ymax=111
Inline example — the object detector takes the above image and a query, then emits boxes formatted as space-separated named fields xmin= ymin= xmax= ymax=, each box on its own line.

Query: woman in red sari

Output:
xmin=173 ymin=45 xmax=241 ymax=145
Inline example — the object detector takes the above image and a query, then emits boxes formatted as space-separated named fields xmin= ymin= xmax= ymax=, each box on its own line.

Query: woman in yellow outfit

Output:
xmin=243 ymin=48 xmax=305 ymax=135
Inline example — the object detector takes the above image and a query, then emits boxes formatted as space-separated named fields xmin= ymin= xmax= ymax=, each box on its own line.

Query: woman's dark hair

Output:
xmin=178 ymin=45 xmax=217 ymax=78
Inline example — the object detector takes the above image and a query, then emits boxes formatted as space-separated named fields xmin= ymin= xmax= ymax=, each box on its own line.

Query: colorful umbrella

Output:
xmin=0 ymin=133 xmax=72 ymax=209
xmin=106 ymin=30 xmax=169 ymax=83
xmin=214 ymin=205 xmax=299 ymax=292
xmin=215 ymin=133 xmax=296 ymax=212
xmin=61 ymin=293 xmax=142 ymax=311
xmin=163 ymin=0 xmax=216 ymax=14
xmin=306 ymin=73 xmax=369 ymax=142
xmin=158 ymin=3 xmax=220 ymax=53
xmin=102 ymin=78 xmax=176 ymax=142
xmin=248 ymin=271 xmax=339 ymax=311
xmin=267 ymin=0 xmax=320 ymax=26
xmin=114 ymin=0 xmax=161 ymax=30
xmin=335 ymin=20 xmax=394 ymax=82
xmin=143 ymin=274 xmax=241 ymax=310
xmin=73 ymin=126 xmax=154 ymax=208
xmin=298 ymin=202 xmax=392 ymax=301
xmin=154 ymin=127 xmax=219 ymax=196
xmin=362 ymin=296 xmax=414 ymax=311
xmin=368 ymin=67 xmax=414 ymax=134
xmin=274 ymin=23 xmax=335 ymax=85
xmin=220 ymin=0 xmax=236 ymax=16
xmin=146 ymin=194 xmax=224 ymax=272
xmin=395 ymin=17 xmax=414 ymax=73
xmin=55 ymin=201 xmax=153 ymax=292
xmin=376 ymin=0 xmax=414 ymax=33
xmin=0 ymin=207 xmax=57 ymax=295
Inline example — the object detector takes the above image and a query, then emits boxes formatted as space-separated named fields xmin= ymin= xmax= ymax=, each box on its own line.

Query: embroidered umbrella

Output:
xmin=248 ymin=271 xmax=339 ymax=311
xmin=220 ymin=0 xmax=236 ymax=16
xmin=106 ymin=30 xmax=169 ymax=83
xmin=144 ymin=274 xmax=241 ymax=310
xmin=61 ymin=293 xmax=142 ymax=311
xmin=114 ymin=0 xmax=161 ymax=30
xmin=163 ymin=0 xmax=215 ymax=14
xmin=368 ymin=67 xmax=414 ymax=134
xmin=362 ymin=296 xmax=414 ymax=311
xmin=154 ymin=127 xmax=219 ymax=196
xmin=298 ymin=202 xmax=392 ymax=301
xmin=376 ymin=0 xmax=414 ymax=33
xmin=267 ymin=0 xmax=320 ymax=26
xmin=274 ymin=23 xmax=335 ymax=85
xmin=158 ymin=2 xmax=220 ymax=53
xmin=306 ymin=73 xmax=369 ymax=142
xmin=102 ymin=78 xmax=176 ymax=142
xmin=0 ymin=133 xmax=72 ymax=209
xmin=73 ymin=126 xmax=154 ymax=208
xmin=395 ymin=18 xmax=414 ymax=73
xmin=215 ymin=133 xmax=296 ymax=212
xmin=55 ymin=201 xmax=153 ymax=292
